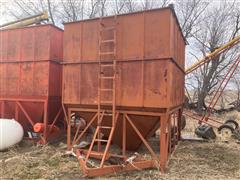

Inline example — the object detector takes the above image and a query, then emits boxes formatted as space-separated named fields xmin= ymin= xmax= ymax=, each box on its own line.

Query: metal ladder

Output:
xmin=84 ymin=16 xmax=117 ymax=168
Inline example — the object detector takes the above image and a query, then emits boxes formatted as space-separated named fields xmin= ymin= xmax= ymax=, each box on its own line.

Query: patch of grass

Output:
xmin=46 ymin=157 xmax=61 ymax=167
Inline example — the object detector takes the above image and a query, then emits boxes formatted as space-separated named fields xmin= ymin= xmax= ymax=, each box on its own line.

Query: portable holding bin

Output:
xmin=0 ymin=24 xmax=64 ymax=143
xmin=62 ymin=7 xmax=186 ymax=177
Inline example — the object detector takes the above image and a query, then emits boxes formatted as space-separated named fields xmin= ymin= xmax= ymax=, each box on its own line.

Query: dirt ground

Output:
xmin=1 ymin=111 xmax=240 ymax=180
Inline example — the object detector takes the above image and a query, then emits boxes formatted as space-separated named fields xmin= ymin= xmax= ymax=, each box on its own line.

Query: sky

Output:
xmin=0 ymin=0 xmax=232 ymax=25
xmin=0 ymin=0 xmax=239 ymax=79
xmin=0 ymin=0 xmax=14 ymax=24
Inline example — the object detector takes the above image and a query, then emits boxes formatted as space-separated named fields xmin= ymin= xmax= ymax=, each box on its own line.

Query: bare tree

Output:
xmin=175 ymin=0 xmax=209 ymax=39
xmin=112 ymin=0 xmax=125 ymax=14
xmin=59 ymin=0 xmax=85 ymax=22
xmin=4 ymin=0 xmax=171 ymax=25
xmin=186 ymin=1 xmax=240 ymax=112
xmin=47 ymin=0 xmax=55 ymax=24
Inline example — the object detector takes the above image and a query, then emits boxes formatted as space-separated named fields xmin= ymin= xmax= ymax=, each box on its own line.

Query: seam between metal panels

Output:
xmin=0 ymin=59 xmax=62 ymax=64
xmin=61 ymin=57 xmax=185 ymax=74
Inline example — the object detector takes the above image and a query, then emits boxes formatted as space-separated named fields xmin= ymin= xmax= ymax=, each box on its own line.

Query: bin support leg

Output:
xmin=1 ymin=101 xmax=5 ymax=118
xmin=15 ymin=102 xmax=19 ymax=121
xmin=67 ymin=109 xmax=72 ymax=150
xmin=43 ymin=100 xmax=48 ymax=144
xmin=177 ymin=108 xmax=182 ymax=140
xmin=122 ymin=114 xmax=126 ymax=156
xmin=160 ymin=114 xmax=169 ymax=172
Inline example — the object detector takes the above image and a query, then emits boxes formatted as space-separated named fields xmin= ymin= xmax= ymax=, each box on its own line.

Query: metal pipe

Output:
xmin=185 ymin=35 xmax=240 ymax=74
xmin=0 ymin=11 xmax=49 ymax=30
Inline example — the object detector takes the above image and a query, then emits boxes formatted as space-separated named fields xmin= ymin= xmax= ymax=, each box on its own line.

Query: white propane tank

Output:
xmin=0 ymin=119 xmax=24 ymax=151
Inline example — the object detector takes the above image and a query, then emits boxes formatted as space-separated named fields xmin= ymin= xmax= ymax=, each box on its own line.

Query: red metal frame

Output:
xmin=0 ymin=98 xmax=64 ymax=144
xmin=63 ymin=105 xmax=183 ymax=177
xmin=0 ymin=25 xmax=64 ymax=144
xmin=184 ymin=54 xmax=240 ymax=128
xmin=200 ymin=54 xmax=240 ymax=124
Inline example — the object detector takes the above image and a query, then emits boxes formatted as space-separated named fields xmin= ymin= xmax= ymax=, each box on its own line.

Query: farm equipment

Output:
xmin=0 ymin=12 xmax=64 ymax=144
xmin=0 ymin=11 xmax=49 ymax=30
xmin=62 ymin=7 xmax=185 ymax=177
xmin=184 ymin=34 xmax=240 ymax=139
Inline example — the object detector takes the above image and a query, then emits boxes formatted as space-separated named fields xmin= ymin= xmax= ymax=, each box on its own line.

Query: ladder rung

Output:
xmin=100 ymin=26 xmax=115 ymax=31
xmin=100 ymin=88 xmax=113 ymax=91
xmin=101 ymin=39 xmax=115 ymax=43
xmin=100 ymin=101 xmax=113 ymax=104
xmin=105 ymin=113 xmax=113 ymax=116
xmin=99 ymin=126 xmax=112 ymax=129
xmin=95 ymin=139 xmax=108 ymax=143
xmin=99 ymin=59 xmax=115 ymax=62
xmin=100 ymin=76 xmax=115 ymax=79
xmin=99 ymin=52 xmax=115 ymax=55
xmin=100 ymin=64 xmax=114 ymax=67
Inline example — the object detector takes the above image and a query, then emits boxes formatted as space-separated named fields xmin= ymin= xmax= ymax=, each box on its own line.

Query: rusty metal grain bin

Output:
xmin=63 ymin=8 xmax=185 ymax=108
xmin=0 ymin=25 xmax=63 ymax=143
xmin=63 ymin=8 xmax=185 ymax=151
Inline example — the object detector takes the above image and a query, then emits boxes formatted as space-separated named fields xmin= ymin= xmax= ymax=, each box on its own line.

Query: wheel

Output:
xmin=224 ymin=119 xmax=239 ymax=130
xmin=218 ymin=124 xmax=234 ymax=140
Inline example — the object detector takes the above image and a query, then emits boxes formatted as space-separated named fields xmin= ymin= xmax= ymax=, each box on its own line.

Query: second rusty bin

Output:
xmin=0 ymin=24 xmax=64 ymax=143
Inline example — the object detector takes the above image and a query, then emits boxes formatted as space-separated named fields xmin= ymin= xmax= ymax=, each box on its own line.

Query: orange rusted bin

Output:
xmin=62 ymin=7 xmax=186 ymax=150
xmin=0 ymin=25 xmax=64 ymax=143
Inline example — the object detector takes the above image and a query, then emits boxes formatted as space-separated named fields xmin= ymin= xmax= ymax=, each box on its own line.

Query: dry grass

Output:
xmin=2 ymin=140 xmax=239 ymax=180
xmin=1 ymin=111 xmax=240 ymax=179
xmin=222 ymin=110 xmax=240 ymax=122
xmin=0 ymin=142 xmax=81 ymax=179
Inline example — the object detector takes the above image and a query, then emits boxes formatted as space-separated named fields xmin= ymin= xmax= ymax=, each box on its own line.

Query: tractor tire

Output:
xmin=218 ymin=124 xmax=235 ymax=140
xmin=218 ymin=124 xmax=234 ymax=133
xmin=224 ymin=119 xmax=239 ymax=130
